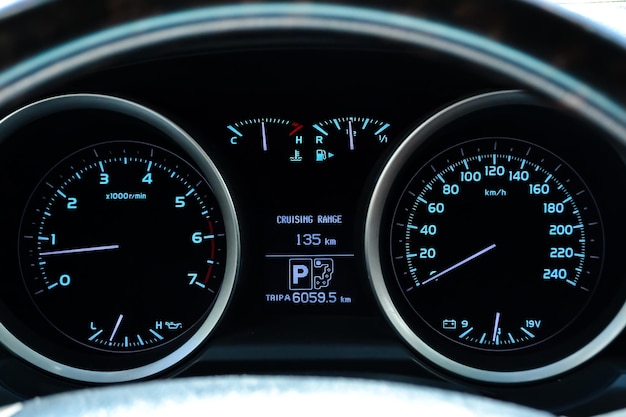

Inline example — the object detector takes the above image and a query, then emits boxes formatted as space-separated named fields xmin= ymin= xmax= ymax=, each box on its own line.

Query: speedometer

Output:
xmin=365 ymin=91 xmax=626 ymax=383
xmin=390 ymin=137 xmax=603 ymax=351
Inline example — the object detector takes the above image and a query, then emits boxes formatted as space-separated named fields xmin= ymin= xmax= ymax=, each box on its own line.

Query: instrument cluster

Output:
xmin=0 ymin=48 xmax=625 ymax=402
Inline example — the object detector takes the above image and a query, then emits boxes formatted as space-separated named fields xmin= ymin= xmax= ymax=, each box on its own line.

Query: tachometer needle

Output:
xmin=421 ymin=243 xmax=496 ymax=285
xmin=40 ymin=244 xmax=120 ymax=257
xmin=110 ymin=314 xmax=124 ymax=342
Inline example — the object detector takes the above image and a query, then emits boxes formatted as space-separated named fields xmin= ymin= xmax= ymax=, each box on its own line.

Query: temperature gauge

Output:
xmin=227 ymin=118 xmax=305 ymax=160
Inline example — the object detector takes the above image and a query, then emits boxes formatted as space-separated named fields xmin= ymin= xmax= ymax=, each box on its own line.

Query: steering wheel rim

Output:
xmin=5 ymin=376 xmax=553 ymax=417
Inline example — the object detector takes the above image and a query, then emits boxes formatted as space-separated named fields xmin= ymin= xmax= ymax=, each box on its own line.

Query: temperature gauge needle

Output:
xmin=39 ymin=244 xmax=120 ymax=257
xmin=422 ymin=243 xmax=496 ymax=285
xmin=261 ymin=121 xmax=268 ymax=151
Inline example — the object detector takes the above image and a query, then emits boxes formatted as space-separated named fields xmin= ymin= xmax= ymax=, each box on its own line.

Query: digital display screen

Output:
xmin=221 ymin=117 xmax=392 ymax=312
xmin=263 ymin=212 xmax=356 ymax=306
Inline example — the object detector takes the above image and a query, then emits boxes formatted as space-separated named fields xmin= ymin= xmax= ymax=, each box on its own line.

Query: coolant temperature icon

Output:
xmin=289 ymin=258 xmax=334 ymax=290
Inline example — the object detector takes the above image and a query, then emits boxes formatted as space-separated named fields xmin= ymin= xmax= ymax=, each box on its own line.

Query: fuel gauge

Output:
xmin=312 ymin=117 xmax=390 ymax=158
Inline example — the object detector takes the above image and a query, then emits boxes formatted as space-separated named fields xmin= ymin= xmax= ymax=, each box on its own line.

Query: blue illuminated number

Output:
xmin=485 ymin=166 xmax=505 ymax=177
xmin=59 ymin=274 xmax=71 ymax=286
xmin=175 ymin=196 xmax=185 ymax=208
xmin=99 ymin=173 xmax=109 ymax=185
xmin=550 ymin=247 xmax=574 ymax=258
xmin=509 ymin=171 xmax=530 ymax=181
xmin=142 ymin=173 xmax=153 ymax=184
xmin=529 ymin=184 xmax=550 ymax=195
xmin=419 ymin=225 xmax=437 ymax=235
xmin=419 ymin=248 xmax=437 ymax=259
xmin=543 ymin=268 xmax=567 ymax=280
xmin=442 ymin=184 xmax=459 ymax=195
xmin=460 ymin=171 xmax=481 ymax=182
xmin=191 ymin=232 xmax=203 ymax=244
xmin=187 ymin=272 xmax=198 ymax=285
xmin=50 ymin=233 xmax=56 ymax=246
xmin=427 ymin=203 xmax=445 ymax=214
xmin=543 ymin=202 xmax=565 ymax=214
xmin=67 ymin=197 xmax=78 ymax=210
xmin=549 ymin=225 xmax=574 ymax=236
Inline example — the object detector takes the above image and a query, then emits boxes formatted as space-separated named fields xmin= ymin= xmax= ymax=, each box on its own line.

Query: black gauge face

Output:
xmin=19 ymin=141 xmax=227 ymax=352
xmin=390 ymin=137 xmax=603 ymax=351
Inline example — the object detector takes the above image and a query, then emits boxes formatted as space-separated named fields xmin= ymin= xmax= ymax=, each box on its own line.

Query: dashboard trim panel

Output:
xmin=0 ymin=4 xmax=624 ymax=143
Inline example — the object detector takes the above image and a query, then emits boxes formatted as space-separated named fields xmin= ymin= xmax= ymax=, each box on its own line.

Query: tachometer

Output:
xmin=0 ymin=94 xmax=239 ymax=383
xmin=20 ymin=141 xmax=226 ymax=352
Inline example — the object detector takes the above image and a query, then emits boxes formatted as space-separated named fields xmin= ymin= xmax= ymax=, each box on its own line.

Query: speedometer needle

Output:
xmin=421 ymin=243 xmax=496 ymax=285
xmin=40 ymin=244 xmax=120 ymax=257
xmin=492 ymin=312 xmax=501 ymax=343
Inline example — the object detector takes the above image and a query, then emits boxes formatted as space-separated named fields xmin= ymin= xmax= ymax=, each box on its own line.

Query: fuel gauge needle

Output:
xmin=422 ymin=243 xmax=496 ymax=285
xmin=40 ymin=244 xmax=120 ymax=257
xmin=348 ymin=120 xmax=355 ymax=150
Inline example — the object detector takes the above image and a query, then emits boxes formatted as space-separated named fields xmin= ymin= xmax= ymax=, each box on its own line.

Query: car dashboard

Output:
xmin=0 ymin=1 xmax=626 ymax=416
